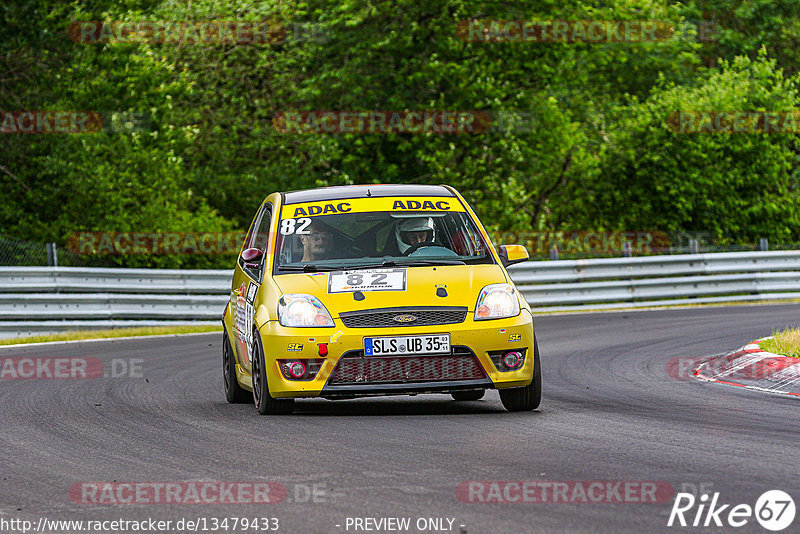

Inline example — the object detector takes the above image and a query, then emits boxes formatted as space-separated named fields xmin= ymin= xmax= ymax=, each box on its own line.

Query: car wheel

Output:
xmin=223 ymin=331 xmax=250 ymax=403
xmin=251 ymin=329 xmax=294 ymax=415
xmin=499 ymin=335 xmax=542 ymax=412
xmin=451 ymin=390 xmax=485 ymax=401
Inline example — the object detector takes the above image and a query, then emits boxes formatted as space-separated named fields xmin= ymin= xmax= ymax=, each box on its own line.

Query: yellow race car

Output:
xmin=222 ymin=184 xmax=540 ymax=414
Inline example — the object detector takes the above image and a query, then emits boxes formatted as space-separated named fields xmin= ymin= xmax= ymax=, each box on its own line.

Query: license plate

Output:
xmin=364 ymin=334 xmax=450 ymax=356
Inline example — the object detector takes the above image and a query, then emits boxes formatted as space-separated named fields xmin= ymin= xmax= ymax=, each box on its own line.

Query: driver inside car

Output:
xmin=394 ymin=216 xmax=436 ymax=254
xmin=299 ymin=221 xmax=336 ymax=262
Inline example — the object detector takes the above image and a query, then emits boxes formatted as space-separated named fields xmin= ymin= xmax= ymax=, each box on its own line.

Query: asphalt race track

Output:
xmin=2 ymin=304 xmax=799 ymax=533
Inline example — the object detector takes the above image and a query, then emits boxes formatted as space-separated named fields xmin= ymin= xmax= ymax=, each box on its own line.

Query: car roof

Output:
xmin=282 ymin=184 xmax=454 ymax=204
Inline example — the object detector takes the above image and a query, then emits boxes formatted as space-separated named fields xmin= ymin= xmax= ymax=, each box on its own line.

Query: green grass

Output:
xmin=0 ymin=325 xmax=222 ymax=346
xmin=760 ymin=328 xmax=800 ymax=359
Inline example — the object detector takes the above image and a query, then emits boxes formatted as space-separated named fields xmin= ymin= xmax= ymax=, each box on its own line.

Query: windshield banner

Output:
xmin=281 ymin=197 xmax=466 ymax=219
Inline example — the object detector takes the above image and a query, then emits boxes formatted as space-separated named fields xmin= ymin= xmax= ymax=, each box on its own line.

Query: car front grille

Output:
xmin=339 ymin=306 xmax=468 ymax=328
xmin=327 ymin=346 xmax=486 ymax=385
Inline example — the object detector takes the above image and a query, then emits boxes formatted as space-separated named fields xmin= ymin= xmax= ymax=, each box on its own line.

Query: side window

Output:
xmin=441 ymin=213 xmax=484 ymax=256
xmin=251 ymin=205 xmax=272 ymax=252
xmin=239 ymin=204 xmax=272 ymax=277
xmin=459 ymin=216 xmax=485 ymax=255
xmin=241 ymin=209 xmax=260 ymax=254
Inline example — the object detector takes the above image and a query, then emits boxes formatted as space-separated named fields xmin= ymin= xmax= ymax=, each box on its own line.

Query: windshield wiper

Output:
xmin=394 ymin=259 xmax=466 ymax=266
xmin=281 ymin=257 xmax=468 ymax=272
xmin=344 ymin=258 xmax=466 ymax=270
xmin=279 ymin=264 xmax=338 ymax=272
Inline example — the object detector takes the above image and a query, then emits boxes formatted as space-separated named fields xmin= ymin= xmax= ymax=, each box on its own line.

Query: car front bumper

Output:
xmin=239 ymin=310 xmax=536 ymax=399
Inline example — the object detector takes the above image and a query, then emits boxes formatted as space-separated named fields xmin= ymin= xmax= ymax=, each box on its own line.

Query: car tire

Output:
xmin=251 ymin=329 xmax=294 ymax=415
xmin=451 ymin=390 xmax=485 ymax=401
xmin=499 ymin=335 xmax=542 ymax=412
xmin=223 ymin=330 xmax=250 ymax=403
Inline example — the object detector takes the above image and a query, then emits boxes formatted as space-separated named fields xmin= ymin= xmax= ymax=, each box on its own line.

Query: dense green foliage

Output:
xmin=1 ymin=0 xmax=799 ymax=266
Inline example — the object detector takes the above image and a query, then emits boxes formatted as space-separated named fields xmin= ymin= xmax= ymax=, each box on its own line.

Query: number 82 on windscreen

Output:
xmin=328 ymin=269 xmax=406 ymax=293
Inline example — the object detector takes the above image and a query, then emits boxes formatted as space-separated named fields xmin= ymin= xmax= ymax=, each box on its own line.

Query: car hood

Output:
xmin=272 ymin=264 xmax=507 ymax=316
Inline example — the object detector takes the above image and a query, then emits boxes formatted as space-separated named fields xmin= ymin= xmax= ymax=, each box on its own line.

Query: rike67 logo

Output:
xmin=668 ymin=490 xmax=795 ymax=531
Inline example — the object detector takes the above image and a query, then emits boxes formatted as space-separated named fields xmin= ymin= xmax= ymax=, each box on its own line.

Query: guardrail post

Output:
xmin=689 ymin=239 xmax=699 ymax=255
xmin=46 ymin=242 xmax=58 ymax=266
xmin=759 ymin=238 xmax=769 ymax=251
xmin=549 ymin=245 xmax=559 ymax=261
xmin=622 ymin=242 xmax=632 ymax=257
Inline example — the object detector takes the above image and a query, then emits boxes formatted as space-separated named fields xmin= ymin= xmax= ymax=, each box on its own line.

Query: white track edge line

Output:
xmin=0 ymin=331 xmax=221 ymax=350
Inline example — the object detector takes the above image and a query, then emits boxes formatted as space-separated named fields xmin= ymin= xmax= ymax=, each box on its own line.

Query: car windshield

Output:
xmin=274 ymin=197 xmax=492 ymax=272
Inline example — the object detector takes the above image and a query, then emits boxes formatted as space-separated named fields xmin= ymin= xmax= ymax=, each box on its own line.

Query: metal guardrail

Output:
xmin=0 ymin=266 xmax=231 ymax=294
xmin=508 ymin=250 xmax=800 ymax=311
xmin=1 ymin=251 xmax=799 ymax=338
xmin=0 ymin=267 xmax=231 ymax=338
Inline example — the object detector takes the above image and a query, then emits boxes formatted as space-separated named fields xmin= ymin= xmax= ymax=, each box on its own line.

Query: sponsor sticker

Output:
xmin=234 ymin=282 xmax=256 ymax=363
xmin=246 ymin=281 xmax=258 ymax=304
xmin=328 ymin=269 xmax=406 ymax=293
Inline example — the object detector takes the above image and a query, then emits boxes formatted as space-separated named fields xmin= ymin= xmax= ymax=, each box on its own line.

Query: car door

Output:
xmin=231 ymin=203 xmax=273 ymax=369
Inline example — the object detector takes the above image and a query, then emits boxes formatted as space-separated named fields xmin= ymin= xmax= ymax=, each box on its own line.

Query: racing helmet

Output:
xmin=395 ymin=217 xmax=435 ymax=253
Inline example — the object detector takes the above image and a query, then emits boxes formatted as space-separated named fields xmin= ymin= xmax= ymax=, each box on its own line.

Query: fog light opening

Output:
xmin=278 ymin=358 xmax=325 ymax=381
xmin=287 ymin=361 xmax=306 ymax=379
xmin=503 ymin=351 xmax=522 ymax=369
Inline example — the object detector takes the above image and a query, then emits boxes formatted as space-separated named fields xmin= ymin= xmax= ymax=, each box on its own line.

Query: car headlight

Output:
xmin=474 ymin=283 xmax=520 ymax=320
xmin=278 ymin=294 xmax=335 ymax=327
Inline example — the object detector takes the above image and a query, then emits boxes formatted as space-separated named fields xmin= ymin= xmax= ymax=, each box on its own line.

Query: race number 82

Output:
xmin=328 ymin=269 xmax=406 ymax=293
xmin=280 ymin=218 xmax=311 ymax=235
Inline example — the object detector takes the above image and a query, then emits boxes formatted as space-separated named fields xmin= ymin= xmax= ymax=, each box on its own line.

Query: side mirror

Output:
xmin=498 ymin=244 xmax=529 ymax=267
xmin=241 ymin=247 xmax=264 ymax=269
